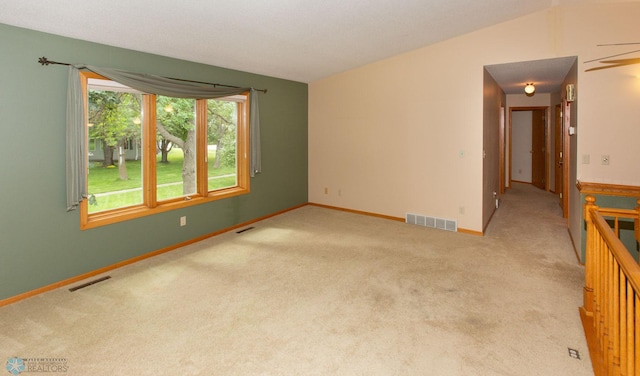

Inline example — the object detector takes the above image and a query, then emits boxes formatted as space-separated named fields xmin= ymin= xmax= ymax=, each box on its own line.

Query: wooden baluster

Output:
xmin=584 ymin=195 xmax=597 ymax=315
xmin=602 ymin=245 xmax=613 ymax=375
xmin=597 ymin=233 xmax=604 ymax=343
xmin=612 ymin=260 xmax=620 ymax=375
xmin=594 ymin=232 xmax=602 ymax=366
xmin=585 ymin=196 xmax=607 ymax=375
xmin=597 ymin=238 xmax=607 ymax=348
xmin=635 ymin=293 xmax=639 ymax=376
xmin=634 ymin=200 xmax=639 ymax=376
xmin=635 ymin=199 xmax=639 ymax=246
xmin=625 ymin=281 xmax=634 ymax=376
xmin=620 ymin=274 xmax=627 ymax=376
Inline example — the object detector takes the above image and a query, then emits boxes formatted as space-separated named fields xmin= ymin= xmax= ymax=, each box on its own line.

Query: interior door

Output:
xmin=554 ymin=105 xmax=563 ymax=207
xmin=531 ymin=109 xmax=545 ymax=190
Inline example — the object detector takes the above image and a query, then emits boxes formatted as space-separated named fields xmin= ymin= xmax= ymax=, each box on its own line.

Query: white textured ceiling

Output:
xmin=0 ymin=0 xmax=586 ymax=84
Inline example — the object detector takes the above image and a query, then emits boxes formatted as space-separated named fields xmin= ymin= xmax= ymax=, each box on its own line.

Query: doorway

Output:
xmin=509 ymin=107 xmax=548 ymax=190
xmin=484 ymin=56 xmax=577 ymax=230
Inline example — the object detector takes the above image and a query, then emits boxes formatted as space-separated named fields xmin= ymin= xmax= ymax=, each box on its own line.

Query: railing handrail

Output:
xmin=597 ymin=207 xmax=638 ymax=219
xmin=589 ymin=208 xmax=640 ymax=292
xmin=596 ymin=206 xmax=639 ymax=239
xmin=581 ymin=195 xmax=640 ymax=376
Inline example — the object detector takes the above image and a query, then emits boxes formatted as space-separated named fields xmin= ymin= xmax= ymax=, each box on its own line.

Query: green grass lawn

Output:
xmin=88 ymin=149 xmax=236 ymax=212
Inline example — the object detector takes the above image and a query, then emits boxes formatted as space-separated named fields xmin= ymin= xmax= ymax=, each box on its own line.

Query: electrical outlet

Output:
xmin=601 ymin=155 xmax=610 ymax=165
xmin=324 ymin=187 xmax=328 ymax=194
xmin=180 ymin=216 xmax=186 ymax=226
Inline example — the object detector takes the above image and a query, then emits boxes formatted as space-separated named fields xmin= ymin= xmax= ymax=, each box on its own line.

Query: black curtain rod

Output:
xmin=38 ymin=56 xmax=267 ymax=93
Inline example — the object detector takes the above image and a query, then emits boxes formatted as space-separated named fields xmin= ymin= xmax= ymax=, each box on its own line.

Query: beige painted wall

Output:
xmin=568 ymin=9 xmax=640 ymax=185
xmin=309 ymin=2 xmax=640 ymax=234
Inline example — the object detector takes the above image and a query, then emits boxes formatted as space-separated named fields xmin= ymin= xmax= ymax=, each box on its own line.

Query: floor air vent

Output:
xmin=406 ymin=213 xmax=457 ymax=232
xmin=69 ymin=276 xmax=111 ymax=292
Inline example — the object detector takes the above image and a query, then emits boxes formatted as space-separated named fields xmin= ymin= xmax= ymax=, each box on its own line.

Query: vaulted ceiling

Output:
xmin=0 ymin=0 xmax=591 ymax=86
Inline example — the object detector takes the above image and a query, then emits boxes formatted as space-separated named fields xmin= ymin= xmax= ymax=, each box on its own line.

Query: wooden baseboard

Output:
xmin=458 ymin=228 xmax=483 ymax=236
xmin=308 ymin=202 xmax=483 ymax=236
xmin=0 ymin=203 xmax=306 ymax=308
xmin=307 ymin=202 xmax=405 ymax=222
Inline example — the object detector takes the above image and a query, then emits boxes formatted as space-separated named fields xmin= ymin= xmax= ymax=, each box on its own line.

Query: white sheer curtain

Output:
xmin=66 ymin=65 xmax=262 ymax=211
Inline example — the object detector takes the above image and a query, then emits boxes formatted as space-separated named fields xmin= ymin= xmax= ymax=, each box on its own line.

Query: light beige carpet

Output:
xmin=0 ymin=183 xmax=593 ymax=375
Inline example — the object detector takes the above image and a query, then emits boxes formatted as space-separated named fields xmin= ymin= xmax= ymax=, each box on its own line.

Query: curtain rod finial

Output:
xmin=37 ymin=57 xmax=70 ymax=67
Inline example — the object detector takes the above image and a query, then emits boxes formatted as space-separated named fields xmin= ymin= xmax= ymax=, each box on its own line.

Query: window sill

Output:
xmin=81 ymin=186 xmax=249 ymax=230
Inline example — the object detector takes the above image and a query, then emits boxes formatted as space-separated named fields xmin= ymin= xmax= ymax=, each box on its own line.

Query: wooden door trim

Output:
xmin=554 ymin=104 xmax=562 ymax=195
xmin=562 ymin=101 xmax=570 ymax=218
xmin=499 ymin=106 xmax=505 ymax=194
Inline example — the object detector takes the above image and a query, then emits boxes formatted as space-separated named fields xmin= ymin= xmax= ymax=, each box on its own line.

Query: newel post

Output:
xmin=582 ymin=195 xmax=597 ymax=315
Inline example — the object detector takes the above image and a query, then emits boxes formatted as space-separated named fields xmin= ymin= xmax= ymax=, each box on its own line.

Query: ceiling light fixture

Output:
xmin=524 ymin=83 xmax=535 ymax=96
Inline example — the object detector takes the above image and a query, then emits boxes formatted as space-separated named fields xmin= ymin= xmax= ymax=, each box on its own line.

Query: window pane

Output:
xmin=207 ymin=99 xmax=238 ymax=191
xmin=156 ymin=96 xmax=197 ymax=201
xmin=87 ymin=84 xmax=143 ymax=213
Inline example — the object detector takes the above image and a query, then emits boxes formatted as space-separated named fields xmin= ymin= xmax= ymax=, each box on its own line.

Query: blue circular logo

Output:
xmin=5 ymin=358 xmax=25 ymax=375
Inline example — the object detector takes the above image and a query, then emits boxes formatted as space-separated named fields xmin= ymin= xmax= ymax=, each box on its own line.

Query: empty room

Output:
xmin=1 ymin=1 xmax=639 ymax=375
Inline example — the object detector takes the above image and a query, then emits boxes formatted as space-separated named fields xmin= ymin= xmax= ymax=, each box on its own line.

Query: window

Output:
xmin=80 ymin=72 xmax=250 ymax=229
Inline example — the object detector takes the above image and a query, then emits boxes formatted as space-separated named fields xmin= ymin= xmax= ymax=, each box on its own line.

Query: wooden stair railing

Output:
xmin=580 ymin=195 xmax=640 ymax=376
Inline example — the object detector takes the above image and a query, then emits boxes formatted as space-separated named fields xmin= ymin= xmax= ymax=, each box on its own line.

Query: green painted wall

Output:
xmin=0 ymin=24 xmax=308 ymax=300
xmin=580 ymin=193 xmax=639 ymax=262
